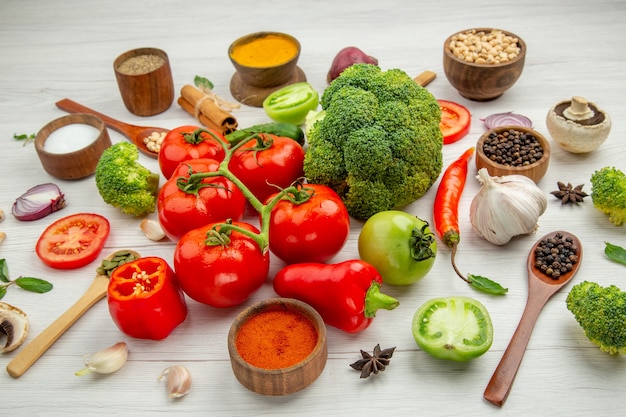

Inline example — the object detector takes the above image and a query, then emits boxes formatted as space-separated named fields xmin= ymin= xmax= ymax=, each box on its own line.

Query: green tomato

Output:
xmin=358 ymin=210 xmax=436 ymax=285
xmin=412 ymin=296 xmax=494 ymax=362
xmin=263 ymin=82 xmax=319 ymax=125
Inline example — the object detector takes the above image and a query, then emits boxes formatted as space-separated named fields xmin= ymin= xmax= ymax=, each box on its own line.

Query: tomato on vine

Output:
xmin=158 ymin=126 xmax=226 ymax=179
xmin=157 ymin=158 xmax=246 ymax=241
xmin=229 ymin=133 xmax=305 ymax=203
xmin=265 ymin=183 xmax=350 ymax=264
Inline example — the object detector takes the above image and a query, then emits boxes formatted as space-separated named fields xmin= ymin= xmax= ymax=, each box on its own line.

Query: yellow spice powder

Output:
xmin=231 ymin=35 xmax=298 ymax=67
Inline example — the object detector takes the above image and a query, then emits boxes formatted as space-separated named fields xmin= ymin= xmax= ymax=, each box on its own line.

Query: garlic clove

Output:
xmin=0 ymin=232 xmax=6 ymax=245
xmin=140 ymin=219 xmax=166 ymax=241
xmin=75 ymin=342 xmax=128 ymax=376
xmin=158 ymin=365 xmax=192 ymax=399
xmin=0 ymin=302 xmax=29 ymax=353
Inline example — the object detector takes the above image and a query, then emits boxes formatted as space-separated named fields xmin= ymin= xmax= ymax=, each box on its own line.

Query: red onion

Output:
xmin=327 ymin=46 xmax=378 ymax=83
xmin=12 ymin=183 xmax=66 ymax=221
xmin=481 ymin=112 xmax=533 ymax=129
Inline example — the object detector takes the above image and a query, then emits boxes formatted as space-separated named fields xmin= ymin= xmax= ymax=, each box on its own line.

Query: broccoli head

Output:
xmin=590 ymin=166 xmax=626 ymax=226
xmin=303 ymin=63 xmax=443 ymax=219
xmin=566 ymin=280 xmax=626 ymax=355
xmin=95 ymin=142 xmax=160 ymax=216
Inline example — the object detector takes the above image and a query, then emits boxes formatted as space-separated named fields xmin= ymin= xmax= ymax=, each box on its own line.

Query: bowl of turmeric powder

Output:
xmin=227 ymin=297 xmax=327 ymax=396
xmin=228 ymin=32 xmax=307 ymax=106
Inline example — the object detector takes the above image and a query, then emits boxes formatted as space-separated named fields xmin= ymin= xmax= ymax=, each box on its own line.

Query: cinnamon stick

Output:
xmin=177 ymin=97 xmax=225 ymax=133
xmin=179 ymin=84 xmax=238 ymax=134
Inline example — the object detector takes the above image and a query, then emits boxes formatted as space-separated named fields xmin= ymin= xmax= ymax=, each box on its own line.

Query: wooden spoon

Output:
xmin=483 ymin=231 xmax=582 ymax=407
xmin=55 ymin=98 xmax=166 ymax=159
xmin=6 ymin=250 xmax=140 ymax=378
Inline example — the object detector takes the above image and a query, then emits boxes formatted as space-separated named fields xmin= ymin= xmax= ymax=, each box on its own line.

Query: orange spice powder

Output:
xmin=235 ymin=308 xmax=318 ymax=369
xmin=230 ymin=34 xmax=298 ymax=67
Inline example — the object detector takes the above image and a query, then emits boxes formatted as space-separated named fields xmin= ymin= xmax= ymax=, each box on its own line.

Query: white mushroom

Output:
xmin=0 ymin=302 xmax=29 ymax=353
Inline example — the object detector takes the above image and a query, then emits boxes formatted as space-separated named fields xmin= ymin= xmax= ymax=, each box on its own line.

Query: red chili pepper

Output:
xmin=107 ymin=257 xmax=188 ymax=340
xmin=433 ymin=147 xmax=474 ymax=250
xmin=273 ymin=260 xmax=399 ymax=333
xmin=432 ymin=148 xmax=508 ymax=295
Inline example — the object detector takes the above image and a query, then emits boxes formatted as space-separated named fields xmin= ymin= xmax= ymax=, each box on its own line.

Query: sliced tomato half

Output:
xmin=438 ymin=99 xmax=471 ymax=145
xmin=36 ymin=213 xmax=110 ymax=269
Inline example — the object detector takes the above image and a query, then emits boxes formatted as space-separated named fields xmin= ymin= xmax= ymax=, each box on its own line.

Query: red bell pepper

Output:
xmin=107 ymin=257 xmax=187 ymax=340
xmin=272 ymin=260 xmax=399 ymax=333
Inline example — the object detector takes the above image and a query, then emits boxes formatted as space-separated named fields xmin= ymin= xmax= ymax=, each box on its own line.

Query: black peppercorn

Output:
xmin=534 ymin=233 xmax=579 ymax=279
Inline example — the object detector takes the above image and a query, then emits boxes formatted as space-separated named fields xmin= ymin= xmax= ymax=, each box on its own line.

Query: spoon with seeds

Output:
xmin=55 ymin=98 xmax=167 ymax=158
xmin=6 ymin=250 xmax=140 ymax=378
xmin=483 ymin=231 xmax=582 ymax=407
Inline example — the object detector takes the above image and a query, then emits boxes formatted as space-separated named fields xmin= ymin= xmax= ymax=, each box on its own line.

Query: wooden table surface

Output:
xmin=1 ymin=0 xmax=625 ymax=415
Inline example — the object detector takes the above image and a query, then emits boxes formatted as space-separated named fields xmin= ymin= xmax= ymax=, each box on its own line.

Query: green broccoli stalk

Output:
xmin=94 ymin=142 xmax=160 ymax=216
xmin=590 ymin=166 xmax=626 ymax=226
xmin=303 ymin=63 xmax=443 ymax=220
xmin=566 ymin=280 xmax=626 ymax=355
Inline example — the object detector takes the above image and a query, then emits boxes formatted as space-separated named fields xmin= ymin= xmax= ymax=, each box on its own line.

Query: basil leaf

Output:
xmin=14 ymin=277 xmax=53 ymax=294
xmin=604 ymin=241 xmax=626 ymax=266
xmin=0 ymin=259 xmax=9 ymax=283
xmin=468 ymin=274 xmax=508 ymax=295
xmin=194 ymin=75 xmax=214 ymax=92
xmin=0 ymin=286 xmax=6 ymax=301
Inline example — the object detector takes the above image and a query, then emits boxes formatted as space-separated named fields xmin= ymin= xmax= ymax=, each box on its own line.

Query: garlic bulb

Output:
xmin=470 ymin=168 xmax=547 ymax=245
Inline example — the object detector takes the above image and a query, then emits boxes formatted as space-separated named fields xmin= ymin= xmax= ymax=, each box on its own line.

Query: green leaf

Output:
xmin=14 ymin=277 xmax=53 ymax=294
xmin=467 ymin=274 xmax=508 ymax=295
xmin=0 ymin=286 xmax=6 ymax=300
xmin=13 ymin=133 xmax=35 ymax=141
xmin=604 ymin=241 xmax=626 ymax=266
xmin=194 ymin=75 xmax=214 ymax=92
xmin=0 ymin=259 xmax=9 ymax=283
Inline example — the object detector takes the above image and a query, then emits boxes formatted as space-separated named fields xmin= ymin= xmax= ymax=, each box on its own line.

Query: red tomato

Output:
xmin=229 ymin=134 xmax=305 ymax=203
xmin=438 ymin=100 xmax=471 ymax=145
xmin=157 ymin=158 xmax=247 ymax=241
xmin=158 ymin=125 xmax=226 ymax=179
xmin=265 ymin=184 xmax=350 ymax=264
xmin=173 ymin=221 xmax=270 ymax=308
xmin=108 ymin=256 xmax=187 ymax=340
xmin=35 ymin=213 xmax=110 ymax=269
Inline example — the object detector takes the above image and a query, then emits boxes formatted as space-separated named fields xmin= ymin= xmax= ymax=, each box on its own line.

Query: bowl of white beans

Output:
xmin=443 ymin=28 xmax=526 ymax=101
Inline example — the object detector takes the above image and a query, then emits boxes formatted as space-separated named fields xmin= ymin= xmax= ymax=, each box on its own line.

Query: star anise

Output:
xmin=349 ymin=344 xmax=396 ymax=378
xmin=550 ymin=181 xmax=589 ymax=205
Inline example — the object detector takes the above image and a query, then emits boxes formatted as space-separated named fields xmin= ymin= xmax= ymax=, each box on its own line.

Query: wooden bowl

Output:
xmin=228 ymin=32 xmax=306 ymax=107
xmin=443 ymin=28 xmax=526 ymax=101
xmin=476 ymin=125 xmax=550 ymax=183
xmin=35 ymin=113 xmax=111 ymax=180
xmin=114 ymin=47 xmax=174 ymax=116
xmin=227 ymin=298 xmax=327 ymax=396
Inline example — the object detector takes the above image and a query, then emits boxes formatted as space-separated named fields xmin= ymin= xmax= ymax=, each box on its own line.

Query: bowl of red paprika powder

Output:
xmin=227 ymin=298 xmax=327 ymax=396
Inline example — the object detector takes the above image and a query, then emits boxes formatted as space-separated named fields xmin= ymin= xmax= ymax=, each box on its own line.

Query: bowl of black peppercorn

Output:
xmin=476 ymin=125 xmax=550 ymax=183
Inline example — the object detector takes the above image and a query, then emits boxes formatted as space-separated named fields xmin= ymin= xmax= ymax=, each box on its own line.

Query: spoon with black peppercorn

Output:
xmin=56 ymin=98 xmax=167 ymax=159
xmin=483 ymin=230 xmax=582 ymax=407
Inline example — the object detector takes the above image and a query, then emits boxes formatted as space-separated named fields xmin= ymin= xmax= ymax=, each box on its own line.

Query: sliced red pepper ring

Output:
xmin=438 ymin=99 xmax=471 ymax=145
xmin=107 ymin=257 xmax=187 ymax=340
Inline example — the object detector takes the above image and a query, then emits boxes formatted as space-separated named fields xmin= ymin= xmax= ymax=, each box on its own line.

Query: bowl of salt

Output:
xmin=35 ymin=113 xmax=111 ymax=179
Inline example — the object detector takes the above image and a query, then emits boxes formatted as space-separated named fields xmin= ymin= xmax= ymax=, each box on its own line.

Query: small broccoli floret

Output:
xmin=95 ymin=142 xmax=160 ymax=216
xmin=590 ymin=166 xmax=626 ymax=226
xmin=566 ymin=280 xmax=626 ymax=355
xmin=304 ymin=63 xmax=443 ymax=219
